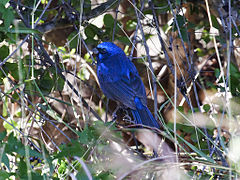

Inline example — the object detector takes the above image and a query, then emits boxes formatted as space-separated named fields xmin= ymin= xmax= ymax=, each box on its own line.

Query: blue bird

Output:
xmin=94 ymin=42 xmax=160 ymax=129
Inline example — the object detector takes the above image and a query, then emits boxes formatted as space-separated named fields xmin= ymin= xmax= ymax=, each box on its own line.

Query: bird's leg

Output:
xmin=112 ymin=105 xmax=134 ymax=124
xmin=123 ymin=114 xmax=132 ymax=123
xmin=112 ymin=108 xmax=119 ymax=121
xmin=112 ymin=102 xmax=124 ymax=121
xmin=122 ymin=108 xmax=135 ymax=124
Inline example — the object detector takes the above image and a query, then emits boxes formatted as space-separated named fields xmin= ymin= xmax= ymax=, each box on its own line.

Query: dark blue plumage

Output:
xmin=95 ymin=42 xmax=160 ymax=129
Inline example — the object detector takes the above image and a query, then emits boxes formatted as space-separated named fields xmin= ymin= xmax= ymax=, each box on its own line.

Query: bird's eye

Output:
xmin=98 ymin=48 xmax=107 ymax=54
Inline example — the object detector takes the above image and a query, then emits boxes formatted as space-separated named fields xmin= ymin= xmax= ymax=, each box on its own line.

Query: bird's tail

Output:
xmin=131 ymin=106 xmax=160 ymax=129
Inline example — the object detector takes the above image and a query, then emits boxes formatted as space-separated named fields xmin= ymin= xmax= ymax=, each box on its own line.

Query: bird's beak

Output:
xmin=92 ymin=48 xmax=99 ymax=55
xmin=92 ymin=48 xmax=99 ymax=65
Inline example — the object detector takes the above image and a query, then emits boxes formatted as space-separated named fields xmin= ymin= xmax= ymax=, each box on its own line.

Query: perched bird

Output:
xmin=94 ymin=42 xmax=160 ymax=129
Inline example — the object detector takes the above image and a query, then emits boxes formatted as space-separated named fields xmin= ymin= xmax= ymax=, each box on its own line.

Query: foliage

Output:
xmin=0 ymin=0 xmax=239 ymax=179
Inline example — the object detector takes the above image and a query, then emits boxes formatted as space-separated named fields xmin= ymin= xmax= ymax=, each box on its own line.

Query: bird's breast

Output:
xmin=97 ymin=63 xmax=120 ymax=83
xmin=97 ymin=63 xmax=109 ymax=77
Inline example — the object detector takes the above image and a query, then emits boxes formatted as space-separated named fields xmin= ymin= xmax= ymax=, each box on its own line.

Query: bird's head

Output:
xmin=93 ymin=42 xmax=126 ymax=62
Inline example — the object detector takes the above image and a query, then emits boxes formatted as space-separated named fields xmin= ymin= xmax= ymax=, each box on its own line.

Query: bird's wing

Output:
xmin=100 ymin=60 xmax=147 ymax=109
xmin=127 ymin=60 xmax=147 ymax=104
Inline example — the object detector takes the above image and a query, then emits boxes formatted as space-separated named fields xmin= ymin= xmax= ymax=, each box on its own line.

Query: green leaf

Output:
xmin=176 ymin=15 xmax=185 ymax=28
xmin=76 ymin=169 xmax=90 ymax=180
xmin=203 ymin=104 xmax=211 ymax=112
xmin=85 ymin=37 xmax=98 ymax=45
xmin=32 ymin=173 xmax=47 ymax=180
xmin=0 ymin=45 xmax=9 ymax=60
xmin=0 ymin=0 xmax=9 ymax=5
xmin=68 ymin=32 xmax=78 ymax=49
xmin=56 ymin=76 xmax=64 ymax=91
xmin=3 ymin=62 xmax=19 ymax=80
xmin=230 ymin=75 xmax=240 ymax=96
xmin=85 ymin=27 xmax=95 ymax=38
xmin=230 ymin=63 xmax=240 ymax=75
xmin=56 ymin=140 xmax=86 ymax=159
xmin=0 ymin=170 xmax=10 ymax=179
xmin=196 ymin=48 xmax=205 ymax=57
xmin=1 ymin=153 xmax=10 ymax=170
xmin=6 ymin=133 xmax=24 ymax=155
xmin=3 ymin=119 xmax=18 ymax=131
xmin=104 ymin=14 xmax=114 ymax=27
xmin=202 ymin=29 xmax=210 ymax=43
xmin=182 ymin=126 xmax=195 ymax=134
xmin=18 ymin=158 xmax=27 ymax=178
xmin=187 ymin=22 xmax=196 ymax=29
xmin=172 ymin=15 xmax=188 ymax=42
xmin=5 ymin=31 xmax=17 ymax=43
xmin=177 ymin=106 xmax=184 ymax=112
xmin=180 ymin=28 xmax=188 ymax=42
xmin=78 ymin=67 xmax=90 ymax=81
xmin=0 ymin=70 xmax=4 ymax=83
xmin=116 ymin=36 xmax=130 ymax=45
xmin=0 ymin=4 xmax=5 ymax=14
xmin=95 ymin=171 xmax=114 ymax=180
xmin=2 ymin=8 xmax=14 ymax=30
xmin=177 ymin=134 xmax=215 ymax=163
xmin=211 ymin=15 xmax=220 ymax=29
xmin=126 ymin=19 xmax=137 ymax=31
xmin=0 ymin=131 xmax=6 ymax=141
xmin=214 ymin=68 xmax=220 ymax=79
xmin=83 ymin=0 xmax=91 ymax=14
xmin=84 ymin=24 xmax=99 ymax=38
xmin=11 ymin=91 xmax=20 ymax=102
xmin=38 ymin=72 xmax=54 ymax=94
xmin=175 ymin=0 xmax=181 ymax=5
xmin=28 ymin=149 xmax=43 ymax=159
xmin=5 ymin=133 xmax=42 ymax=158
xmin=58 ymin=160 xmax=67 ymax=174
xmin=78 ymin=127 xmax=97 ymax=145
xmin=84 ymin=53 xmax=92 ymax=63
xmin=78 ymin=129 xmax=89 ymax=145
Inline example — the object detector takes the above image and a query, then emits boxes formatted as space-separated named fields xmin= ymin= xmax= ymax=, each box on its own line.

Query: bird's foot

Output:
xmin=112 ymin=113 xmax=118 ymax=121
xmin=123 ymin=114 xmax=133 ymax=123
xmin=112 ymin=105 xmax=127 ymax=120
xmin=112 ymin=106 xmax=121 ymax=121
